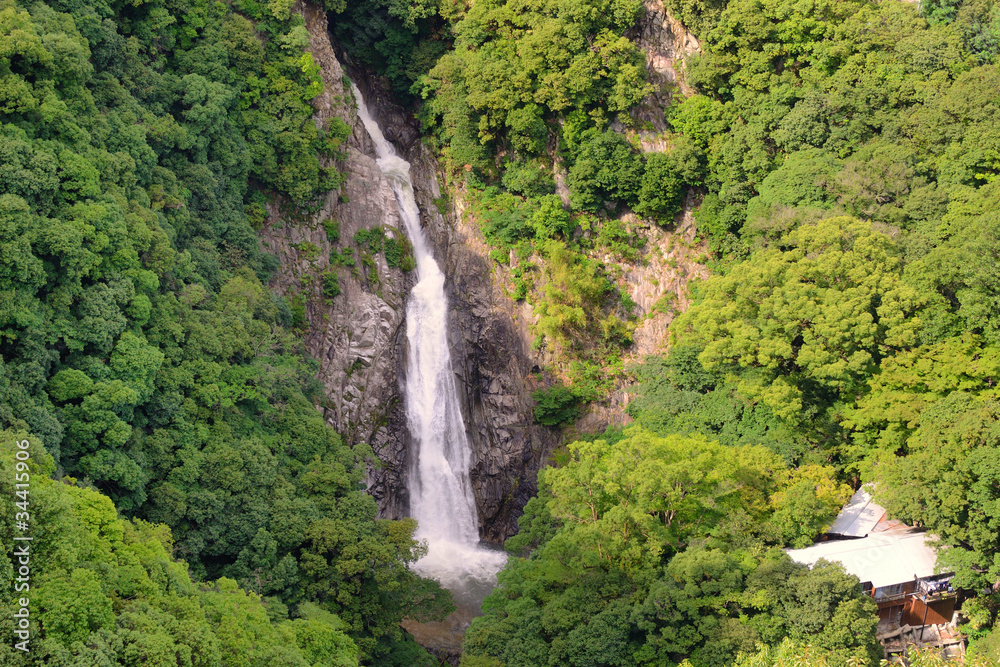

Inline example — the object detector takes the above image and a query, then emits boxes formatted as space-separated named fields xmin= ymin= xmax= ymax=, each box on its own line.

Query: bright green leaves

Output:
xmin=0 ymin=6 xmax=52 ymax=100
xmin=0 ymin=434 xmax=363 ymax=667
xmin=567 ymin=129 xmax=643 ymax=212
xmin=864 ymin=393 xmax=1000 ymax=588
xmin=632 ymin=550 xmax=879 ymax=665
xmin=635 ymin=148 xmax=695 ymax=223
xmin=542 ymin=429 xmax=784 ymax=570
xmin=463 ymin=428 xmax=878 ymax=666
xmin=845 ymin=335 xmax=1000 ymax=452
xmin=530 ymin=195 xmax=573 ymax=240
xmin=669 ymin=0 xmax=994 ymax=252
xmin=299 ymin=512 xmax=453 ymax=661
xmin=57 ymin=150 xmax=100 ymax=203
xmin=46 ymin=369 xmax=92 ymax=402
xmin=279 ymin=603 xmax=359 ymax=667
xmin=0 ymin=195 xmax=45 ymax=291
xmin=672 ymin=217 xmax=926 ymax=422
xmin=532 ymin=240 xmax=626 ymax=356
xmin=0 ymin=72 xmax=36 ymax=114
xmin=767 ymin=465 xmax=852 ymax=548
xmin=531 ymin=384 xmax=582 ymax=427
xmin=36 ymin=568 xmax=115 ymax=646
xmin=563 ymin=126 xmax=704 ymax=221
xmin=743 ymin=149 xmax=840 ymax=236
xmin=110 ymin=332 xmax=164 ymax=403
xmin=420 ymin=0 xmax=650 ymax=167
xmin=904 ymin=181 xmax=1000 ymax=343
xmin=844 ymin=335 xmax=1000 ymax=588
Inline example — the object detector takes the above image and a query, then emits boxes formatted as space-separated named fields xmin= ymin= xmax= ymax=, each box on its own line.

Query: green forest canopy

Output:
xmin=0 ymin=0 xmax=448 ymax=664
xmin=314 ymin=0 xmax=1000 ymax=664
xmin=4 ymin=0 xmax=1000 ymax=665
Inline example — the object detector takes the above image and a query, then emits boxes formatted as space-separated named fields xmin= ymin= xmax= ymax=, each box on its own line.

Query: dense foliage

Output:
xmin=331 ymin=0 xmax=704 ymax=385
xmin=0 ymin=0 xmax=447 ymax=663
xmin=461 ymin=429 xmax=876 ymax=667
xmin=733 ymin=640 xmax=997 ymax=667
xmin=6 ymin=0 xmax=1000 ymax=663
xmin=1 ymin=433 xmax=360 ymax=667
xmin=322 ymin=0 xmax=1000 ymax=664
xmin=658 ymin=0 xmax=1000 ymax=600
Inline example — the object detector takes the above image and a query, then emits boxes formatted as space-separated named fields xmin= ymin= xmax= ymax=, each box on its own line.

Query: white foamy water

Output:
xmin=351 ymin=84 xmax=506 ymax=601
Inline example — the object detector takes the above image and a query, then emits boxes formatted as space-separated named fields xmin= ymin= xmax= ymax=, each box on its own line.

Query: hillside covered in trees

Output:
xmin=0 ymin=0 xmax=451 ymax=664
xmin=321 ymin=0 xmax=1000 ymax=664
xmin=4 ymin=0 xmax=1000 ymax=665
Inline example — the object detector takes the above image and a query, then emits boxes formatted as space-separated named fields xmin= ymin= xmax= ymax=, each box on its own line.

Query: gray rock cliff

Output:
xmin=266 ymin=0 xmax=705 ymax=544
xmin=263 ymin=2 xmax=557 ymax=543
xmin=263 ymin=1 xmax=413 ymax=520
xmin=344 ymin=74 xmax=560 ymax=543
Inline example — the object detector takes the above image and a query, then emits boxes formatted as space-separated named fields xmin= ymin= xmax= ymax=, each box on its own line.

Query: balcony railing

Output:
xmin=917 ymin=577 xmax=954 ymax=598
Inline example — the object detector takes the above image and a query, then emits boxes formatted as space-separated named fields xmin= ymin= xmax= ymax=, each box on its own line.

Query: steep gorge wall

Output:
xmin=265 ymin=1 xmax=705 ymax=542
xmin=343 ymin=76 xmax=562 ymax=543
xmin=263 ymin=2 xmax=558 ymax=542
xmin=630 ymin=0 xmax=701 ymax=132
xmin=263 ymin=2 xmax=413 ymax=520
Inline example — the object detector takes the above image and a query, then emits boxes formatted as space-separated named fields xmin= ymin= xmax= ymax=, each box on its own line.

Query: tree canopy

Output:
xmin=0 ymin=0 xmax=446 ymax=663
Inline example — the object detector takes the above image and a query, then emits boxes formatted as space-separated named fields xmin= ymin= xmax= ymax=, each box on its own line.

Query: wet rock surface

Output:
xmin=263 ymin=2 xmax=413 ymax=519
xmin=271 ymin=0 xmax=704 ymax=546
xmin=350 ymin=80 xmax=560 ymax=543
xmin=264 ymin=2 xmax=558 ymax=543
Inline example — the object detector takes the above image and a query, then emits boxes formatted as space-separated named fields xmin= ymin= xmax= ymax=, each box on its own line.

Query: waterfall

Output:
xmin=351 ymin=83 xmax=506 ymax=600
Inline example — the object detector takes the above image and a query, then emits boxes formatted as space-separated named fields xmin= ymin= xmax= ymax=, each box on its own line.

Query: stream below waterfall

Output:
xmin=351 ymin=82 xmax=507 ymax=654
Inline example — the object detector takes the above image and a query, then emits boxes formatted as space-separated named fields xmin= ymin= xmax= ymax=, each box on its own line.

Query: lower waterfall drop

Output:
xmin=351 ymin=83 xmax=507 ymax=606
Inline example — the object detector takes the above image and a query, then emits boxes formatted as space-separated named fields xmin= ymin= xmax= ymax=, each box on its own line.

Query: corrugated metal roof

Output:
xmin=786 ymin=529 xmax=939 ymax=589
xmin=828 ymin=487 xmax=886 ymax=538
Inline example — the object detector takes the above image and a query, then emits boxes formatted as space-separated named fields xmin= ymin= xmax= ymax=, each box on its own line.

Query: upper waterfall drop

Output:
xmin=350 ymin=83 xmax=506 ymax=597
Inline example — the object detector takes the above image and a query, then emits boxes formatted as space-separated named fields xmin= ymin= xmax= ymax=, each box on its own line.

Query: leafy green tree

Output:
xmin=672 ymin=217 xmax=926 ymax=425
xmin=462 ymin=429 xmax=878 ymax=667
xmin=0 ymin=432 xmax=361 ymax=667
xmin=36 ymin=569 xmax=115 ymax=647
xmin=635 ymin=151 xmax=686 ymax=223
xmin=743 ymin=149 xmax=839 ymax=238
xmin=566 ymin=129 xmax=643 ymax=212
xmin=0 ymin=2 xmax=443 ymax=662
xmin=767 ymin=465 xmax=853 ymax=548
xmin=851 ymin=339 xmax=1000 ymax=588
xmin=626 ymin=350 xmax=807 ymax=463
xmin=904 ymin=182 xmax=1000 ymax=345
xmin=531 ymin=384 xmax=581 ymax=427
xmin=532 ymin=240 xmax=626 ymax=357
xmin=419 ymin=0 xmax=651 ymax=167
xmin=542 ymin=429 xmax=783 ymax=569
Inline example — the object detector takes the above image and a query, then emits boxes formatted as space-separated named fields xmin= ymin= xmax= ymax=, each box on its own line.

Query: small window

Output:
xmin=875 ymin=583 xmax=904 ymax=599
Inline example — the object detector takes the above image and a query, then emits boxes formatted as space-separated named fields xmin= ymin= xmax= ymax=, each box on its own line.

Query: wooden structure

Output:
xmin=787 ymin=488 xmax=964 ymax=660
xmin=868 ymin=573 xmax=957 ymax=630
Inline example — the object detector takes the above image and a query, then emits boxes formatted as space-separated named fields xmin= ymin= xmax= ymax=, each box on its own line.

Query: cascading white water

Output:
xmin=351 ymin=83 xmax=506 ymax=601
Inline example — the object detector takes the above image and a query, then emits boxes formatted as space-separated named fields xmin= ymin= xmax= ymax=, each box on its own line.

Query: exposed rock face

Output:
xmin=627 ymin=0 xmax=701 ymax=146
xmin=268 ymin=1 xmax=706 ymax=543
xmin=623 ymin=193 xmax=711 ymax=360
xmin=262 ymin=2 xmax=557 ymax=542
xmin=263 ymin=2 xmax=413 ymax=519
xmin=423 ymin=167 xmax=560 ymax=543
xmin=347 ymin=75 xmax=559 ymax=542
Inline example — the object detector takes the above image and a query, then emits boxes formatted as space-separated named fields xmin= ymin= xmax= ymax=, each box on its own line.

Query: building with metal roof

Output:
xmin=784 ymin=488 xmax=963 ymax=660
xmin=827 ymin=487 xmax=888 ymax=538
xmin=786 ymin=529 xmax=938 ymax=589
